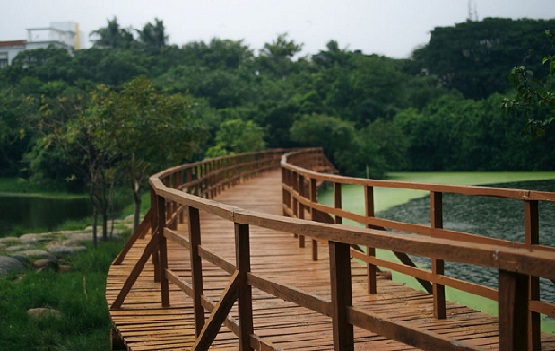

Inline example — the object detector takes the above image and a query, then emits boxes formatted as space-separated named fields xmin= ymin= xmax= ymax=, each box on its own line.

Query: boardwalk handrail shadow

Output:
xmin=109 ymin=147 xmax=555 ymax=351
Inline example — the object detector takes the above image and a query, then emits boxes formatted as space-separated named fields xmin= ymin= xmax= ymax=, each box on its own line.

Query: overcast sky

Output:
xmin=1 ymin=0 xmax=554 ymax=58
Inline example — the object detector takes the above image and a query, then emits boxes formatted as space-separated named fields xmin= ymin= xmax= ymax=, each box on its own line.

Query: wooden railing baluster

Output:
xmin=298 ymin=174 xmax=305 ymax=248
xmin=157 ymin=194 xmax=170 ymax=307
xmin=334 ymin=182 xmax=342 ymax=224
xmin=430 ymin=191 xmax=446 ymax=319
xmin=309 ymin=177 xmax=318 ymax=260
xmin=525 ymin=199 xmax=541 ymax=350
xmin=329 ymin=240 xmax=354 ymax=351
xmin=189 ymin=206 xmax=205 ymax=336
xmin=365 ymin=185 xmax=377 ymax=294
xmin=235 ymin=223 xmax=254 ymax=351
xmin=499 ymin=269 xmax=529 ymax=351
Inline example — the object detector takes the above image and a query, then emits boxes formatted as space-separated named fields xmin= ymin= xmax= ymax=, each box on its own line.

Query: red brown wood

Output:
xmin=107 ymin=148 xmax=555 ymax=351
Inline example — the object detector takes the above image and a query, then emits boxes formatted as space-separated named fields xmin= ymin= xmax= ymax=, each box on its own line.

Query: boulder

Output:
xmin=19 ymin=233 xmax=54 ymax=243
xmin=0 ymin=236 xmax=21 ymax=244
xmin=47 ymin=244 xmax=86 ymax=257
xmin=27 ymin=308 xmax=63 ymax=321
xmin=57 ymin=265 xmax=73 ymax=273
xmin=0 ymin=256 xmax=25 ymax=275
xmin=33 ymin=258 xmax=58 ymax=269
xmin=16 ymin=250 xmax=54 ymax=260
xmin=5 ymin=244 xmax=35 ymax=251
xmin=9 ymin=254 xmax=30 ymax=265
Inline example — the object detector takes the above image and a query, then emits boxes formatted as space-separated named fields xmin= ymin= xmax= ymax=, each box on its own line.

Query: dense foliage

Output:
xmin=1 ymin=16 xmax=555 ymax=196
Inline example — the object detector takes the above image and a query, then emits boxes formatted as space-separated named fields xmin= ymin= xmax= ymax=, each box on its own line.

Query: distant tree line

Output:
xmin=1 ymin=16 xmax=555 ymax=236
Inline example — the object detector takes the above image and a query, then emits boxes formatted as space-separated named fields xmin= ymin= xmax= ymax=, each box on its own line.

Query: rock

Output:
xmin=33 ymin=258 xmax=58 ymax=269
xmin=62 ymin=239 xmax=87 ymax=247
xmin=0 ymin=256 xmax=25 ymax=275
xmin=47 ymin=244 xmax=86 ymax=257
xmin=27 ymin=308 xmax=63 ymax=321
xmin=5 ymin=244 xmax=35 ymax=251
xmin=63 ymin=232 xmax=94 ymax=242
xmin=57 ymin=264 xmax=73 ymax=273
xmin=9 ymin=254 xmax=30 ymax=265
xmin=19 ymin=233 xmax=54 ymax=243
xmin=0 ymin=236 xmax=21 ymax=244
xmin=16 ymin=250 xmax=54 ymax=260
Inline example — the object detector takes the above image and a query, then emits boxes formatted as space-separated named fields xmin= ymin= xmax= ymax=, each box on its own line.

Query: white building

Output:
xmin=0 ymin=22 xmax=81 ymax=67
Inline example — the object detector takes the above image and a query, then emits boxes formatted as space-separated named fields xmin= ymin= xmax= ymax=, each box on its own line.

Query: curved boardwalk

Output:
xmin=107 ymin=170 xmax=555 ymax=350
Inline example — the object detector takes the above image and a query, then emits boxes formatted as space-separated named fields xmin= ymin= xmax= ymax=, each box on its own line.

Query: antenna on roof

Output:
xmin=467 ymin=0 xmax=479 ymax=22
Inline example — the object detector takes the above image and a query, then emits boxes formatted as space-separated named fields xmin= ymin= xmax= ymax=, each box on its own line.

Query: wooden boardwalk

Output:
xmin=107 ymin=170 xmax=555 ymax=350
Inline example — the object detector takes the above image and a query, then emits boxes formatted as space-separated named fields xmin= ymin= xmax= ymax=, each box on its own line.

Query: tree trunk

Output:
xmin=102 ymin=212 xmax=108 ymax=241
xmin=92 ymin=206 xmax=98 ymax=249
xmin=133 ymin=181 xmax=142 ymax=232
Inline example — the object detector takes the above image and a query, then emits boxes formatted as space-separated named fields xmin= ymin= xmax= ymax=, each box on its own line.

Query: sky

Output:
xmin=1 ymin=0 xmax=554 ymax=58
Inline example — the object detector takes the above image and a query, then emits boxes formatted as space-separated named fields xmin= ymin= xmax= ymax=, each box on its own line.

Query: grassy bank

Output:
xmin=0 ymin=179 xmax=143 ymax=350
xmin=0 ymin=240 xmax=126 ymax=350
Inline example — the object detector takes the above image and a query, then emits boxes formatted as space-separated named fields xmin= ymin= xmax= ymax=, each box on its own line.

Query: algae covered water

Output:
xmin=318 ymin=172 xmax=555 ymax=330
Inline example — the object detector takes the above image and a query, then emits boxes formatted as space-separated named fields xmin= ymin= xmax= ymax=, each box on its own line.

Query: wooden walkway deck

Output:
xmin=107 ymin=170 xmax=555 ymax=350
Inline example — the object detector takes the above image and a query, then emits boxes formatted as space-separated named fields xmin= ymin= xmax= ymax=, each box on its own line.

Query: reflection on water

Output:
xmin=0 ymin=196 xmax=92 ymax=236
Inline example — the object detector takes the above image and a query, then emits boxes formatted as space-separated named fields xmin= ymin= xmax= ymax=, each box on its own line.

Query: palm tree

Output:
xmin=90 ymin=17 xmax=135 ymax=49
xmin=136 ymin=18 xmax=168 ymax=54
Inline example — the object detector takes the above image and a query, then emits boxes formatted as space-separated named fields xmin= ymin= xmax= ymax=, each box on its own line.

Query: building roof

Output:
xmin=0 ymin=40 xmax=27 ymax=48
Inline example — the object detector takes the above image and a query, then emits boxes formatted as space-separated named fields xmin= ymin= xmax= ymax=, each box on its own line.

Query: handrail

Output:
xmin=111 ymin=147 xmax=555 ymax=351
xmin=282 ymin=148 xmax=555 ymax=350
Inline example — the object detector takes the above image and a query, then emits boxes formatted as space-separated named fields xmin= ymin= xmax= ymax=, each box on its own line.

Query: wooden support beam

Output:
xmin=364 ymin=185 xmax=377 ymax=294
xmin=189 ymin=206 xmax=205 ymax=336
xmin=157 ymin=195 xmax=170 ymax=307
xmin=192 ymin=271 xmax=240 ymax=351
xmin=329 ymin=241 xmax=353 ymax=351
xmin=499 ymin=269 xmax=529 ymax=351
xmin=236 ymin=223 xmax=254 ymax=351
xmin=525 ymin=200 xmax=541 ymax=351
xmin=431 ymin=191 xmax=446 ymax=319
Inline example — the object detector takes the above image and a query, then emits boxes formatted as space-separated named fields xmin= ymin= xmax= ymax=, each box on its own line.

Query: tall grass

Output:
xmin=0 ymin=240 xmax=126 ymax=350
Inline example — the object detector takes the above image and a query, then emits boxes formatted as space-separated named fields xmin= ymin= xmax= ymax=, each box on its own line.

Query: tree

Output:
xmin=29 ymin=87 xmax=117 ymax=247
xmin=257 ymin=33 xmax=303 ymax=77
xmin=205 ymin=119 xmax=265 ymax=157
xmin=90 ymin=17 xmax=135 ymax=49
xmin=136 ymin=18 xmax=168 ymax=54
xmin=93 ymin=77 xmax=209 ymax=229
xmin=411 ymin=18 xmax=555 ymax=99
xmin=503 ymin=29 xmax=555 ymax=136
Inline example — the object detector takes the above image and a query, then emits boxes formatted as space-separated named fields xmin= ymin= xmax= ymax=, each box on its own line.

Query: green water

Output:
xmin=318 ymin=171 xmax=555 ymax=333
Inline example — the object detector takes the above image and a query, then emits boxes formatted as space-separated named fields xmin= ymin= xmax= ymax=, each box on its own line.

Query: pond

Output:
xmin=0 ymin=195 xmax=92 ymax=237
xmin=319 ymin=172 xmax=555 ymax=331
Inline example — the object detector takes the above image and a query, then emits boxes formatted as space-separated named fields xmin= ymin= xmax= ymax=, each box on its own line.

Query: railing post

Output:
xmin=309 ymin=178 xmax=318 ymax=260
xmin=365 ymin=185 xmax=377 ymax=294
xmin=151 ymin=189 xmax=161 ymax=283
xmin=525 ymin=200 xmax=541 ymax=350
xmin=157 ymin=194 xmax=170 ymax=307
xmin=235 ymin=223 xmax=254 ymax=351
xmin=499 ymin=269 xmax=529 ymax=351
xmin=329 ymin=241 xmax=354 ymax=351
xmin=188 ymin=206 xmax=205 ymax=337
xmin=334 ymin=182 xmax=342 ymax=224
xmin=298 ymin=174 xmax=305 ymax=248
xmin=430 ymin=191 xmax=446 ymax=319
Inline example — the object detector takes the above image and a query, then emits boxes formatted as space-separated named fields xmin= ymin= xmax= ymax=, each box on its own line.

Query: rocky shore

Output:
xmin=0 ymin=216 xmax=133 ymax=276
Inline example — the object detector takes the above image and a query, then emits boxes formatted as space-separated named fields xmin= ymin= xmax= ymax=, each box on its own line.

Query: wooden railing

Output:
xmin=111 ymin=147 xmax=555 ymax=351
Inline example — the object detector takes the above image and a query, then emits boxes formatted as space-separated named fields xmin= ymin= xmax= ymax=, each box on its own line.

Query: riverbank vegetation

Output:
xmin=1 ymin=16 xmax=555 ymax=240
xmin=0 ymin=239 xmax=125 ymax=350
